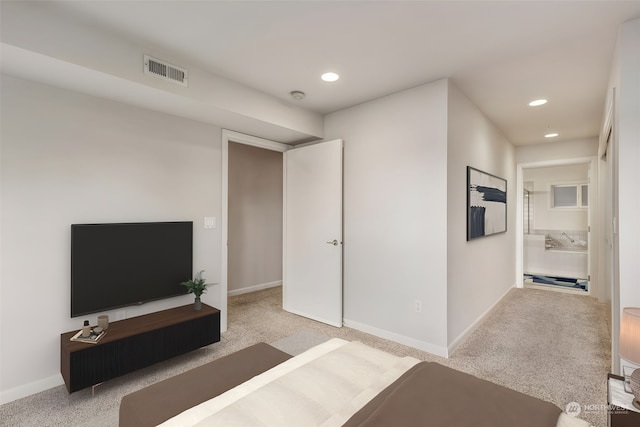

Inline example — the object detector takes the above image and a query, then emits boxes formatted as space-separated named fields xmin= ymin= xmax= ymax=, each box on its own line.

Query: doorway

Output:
xmin=221 ymin=131 xmax=344 ymax=332
xmin=221 ymin=130 xmax=290 ymax=332
xmin=516 ymin=157 xmax=597 ymax=297
xmin=521 ymin=163 xmax=590 ymax=294
xmin=227 ymin=141 xmax=283 ymax=297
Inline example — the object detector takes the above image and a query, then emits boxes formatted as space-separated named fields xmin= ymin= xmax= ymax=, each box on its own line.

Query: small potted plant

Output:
xmin=180 ymin=270 xmax=209 ymax=310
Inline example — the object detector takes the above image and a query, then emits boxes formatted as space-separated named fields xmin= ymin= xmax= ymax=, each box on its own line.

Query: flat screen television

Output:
xmin=71 ymin=221 xmax=193 ymax=318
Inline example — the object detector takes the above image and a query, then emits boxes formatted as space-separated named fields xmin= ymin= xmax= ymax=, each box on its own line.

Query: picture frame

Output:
xmin=467 ymin=166 xmax=507 ymax=240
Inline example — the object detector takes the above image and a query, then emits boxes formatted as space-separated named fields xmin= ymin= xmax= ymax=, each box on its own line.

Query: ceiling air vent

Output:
xmin=144 ymin=55 xmax=188 ymax=87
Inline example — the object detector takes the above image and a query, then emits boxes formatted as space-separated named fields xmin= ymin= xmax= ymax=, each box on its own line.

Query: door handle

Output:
xmin=326 ymin=239 xmax=339 ymax=246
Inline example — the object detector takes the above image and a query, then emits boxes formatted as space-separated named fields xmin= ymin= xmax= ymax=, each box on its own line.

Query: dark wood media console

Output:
xmin=61 ymin=303 xmax=220 ymax=393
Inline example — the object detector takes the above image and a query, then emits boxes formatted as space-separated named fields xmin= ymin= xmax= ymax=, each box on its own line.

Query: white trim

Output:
xmin=447 ymin=284 xmax=514 ymax=356
xmin=222 ymin=130 xmax=290 ymax=153
xmin=518 ymin=157 xmax=596 ymax=169
xmin=227 ymin=281 xmax=282 ymax=297
xmin=288 ymin=138 xmax=323 ymax=149
xmin=598 ymin=95 xmax=614 ymax=159
xmin=343 ymin=319 xmax=449 ymax=358
xmin=0 ymin=374 xmax=63 ymax=405
xmin=587 ymin=157 xmax=597 ymax=299
xmin=282 ymin=151 xmax=289 ymax=323
xmin=516 ymin=166 xmax=524 ymax=287
xmin=221 ymin=130 xmax=290 ymax=332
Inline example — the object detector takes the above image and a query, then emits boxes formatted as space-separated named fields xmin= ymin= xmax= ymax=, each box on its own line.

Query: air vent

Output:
xmin=144 ymin=55 xmax=188 ymax=87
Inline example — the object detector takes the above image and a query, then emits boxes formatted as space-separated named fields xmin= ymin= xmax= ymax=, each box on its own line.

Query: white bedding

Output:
xmin=159 ymin=338 xmax=420 ymax=427
xmin=556 ymin=413 xmax=592 ymax=427
xmin=160 ymin=338 xmax=592 ymax=427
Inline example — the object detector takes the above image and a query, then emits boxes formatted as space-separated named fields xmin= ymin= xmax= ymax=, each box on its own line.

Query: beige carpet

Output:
xmin=0 ymin=286 xmax=610 ymax=426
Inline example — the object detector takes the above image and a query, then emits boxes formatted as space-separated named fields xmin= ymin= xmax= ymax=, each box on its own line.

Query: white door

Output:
xmin=283 ymin=139 xmax=343 ymax=327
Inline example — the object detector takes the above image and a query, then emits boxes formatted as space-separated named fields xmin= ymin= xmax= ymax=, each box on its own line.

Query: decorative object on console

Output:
xmin=70 ymin=327 xmax=106 ymax=344
xmin=620 ymin=307 xmax=640 ymax=409
xmin=180 ymin=270 xmax=209 ymax=310
xmin=98 ymin=314 xmax=109 ymax=330
xmin=82 ymin=320 xmax=91 ymax=337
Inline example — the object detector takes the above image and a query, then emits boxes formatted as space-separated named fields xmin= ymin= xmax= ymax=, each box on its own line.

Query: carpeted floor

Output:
xmin=0 ymin=286 xmax=610 ymax=426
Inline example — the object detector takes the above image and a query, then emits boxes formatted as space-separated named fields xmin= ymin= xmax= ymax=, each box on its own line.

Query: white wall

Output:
xmin=0 ymin=75 xmax=223 ymax=403
xmin=323 ymin=79 xmax=516 ymax=356
xmin=613 ymin=18 xmax=640 ymax=372
xmin=324 ymin=79 xmax=449 ymax=355
xmin=1 ymin=1 xmax=322 ymax=144
xmin=515 ymin=138 xmax=598 ymax=164
xmin=617 ymin=20 xmax=640 ymax=313
xmin=446 ymin=82 xmax=516 ymax=350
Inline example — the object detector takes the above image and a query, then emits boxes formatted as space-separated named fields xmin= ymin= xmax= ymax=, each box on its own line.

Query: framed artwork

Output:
xmin=467 ymin=166 xmax=507 ymax=240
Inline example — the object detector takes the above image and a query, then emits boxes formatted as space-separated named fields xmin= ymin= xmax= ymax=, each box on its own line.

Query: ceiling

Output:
xmin=5 ymin=1 xmax=640 ymax=146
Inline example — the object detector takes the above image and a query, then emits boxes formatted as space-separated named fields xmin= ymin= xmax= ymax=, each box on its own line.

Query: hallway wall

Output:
xmin=228 ymin=142 xmax=283 ymax=295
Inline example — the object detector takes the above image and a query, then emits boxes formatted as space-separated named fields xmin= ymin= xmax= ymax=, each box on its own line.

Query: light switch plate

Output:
xmin=204 ymin=217 xmax=216 ymax=229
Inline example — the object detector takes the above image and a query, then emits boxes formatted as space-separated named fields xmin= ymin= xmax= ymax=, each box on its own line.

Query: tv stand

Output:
xmin=61 ymin=303 xmax=220 ymax=393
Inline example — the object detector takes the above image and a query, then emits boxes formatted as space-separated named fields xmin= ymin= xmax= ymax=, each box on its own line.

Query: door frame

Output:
xmin=221 ymin=129 xmax=290 ymax=332
xmin=598 ymin=91 xmax=619 ymax=373
xmin=516 ymin=156 xmax=598 ymax=295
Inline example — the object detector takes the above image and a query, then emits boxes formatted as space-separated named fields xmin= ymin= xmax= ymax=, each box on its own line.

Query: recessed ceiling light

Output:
xmin=321 ymin=72 xmax=339 ymax=82
xmin=545 ymin=133 xmax=559 ymax=138
xmin=529 ymin=99 xmax=548 ymax=107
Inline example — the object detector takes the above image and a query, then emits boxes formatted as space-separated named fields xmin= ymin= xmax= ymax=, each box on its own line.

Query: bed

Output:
xmin=120 ymin=338 xmax=591 ymax=427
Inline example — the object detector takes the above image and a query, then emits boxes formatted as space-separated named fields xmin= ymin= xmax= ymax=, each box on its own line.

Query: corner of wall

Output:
xmin=445 ymin=82 xmax=516 ymax=347
xmin=0 ymin=374 xmax=64 ymax=405
xmin=447 ymin=284 xmax=513 ymax=356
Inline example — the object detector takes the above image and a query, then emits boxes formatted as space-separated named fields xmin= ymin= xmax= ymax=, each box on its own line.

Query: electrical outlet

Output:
xmin=414 ymin=300 xmax=422 ymax=313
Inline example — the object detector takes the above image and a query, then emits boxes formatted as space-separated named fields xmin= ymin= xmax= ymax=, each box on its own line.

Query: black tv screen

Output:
xmin=71 ymin=221 xmax=193 ymax=317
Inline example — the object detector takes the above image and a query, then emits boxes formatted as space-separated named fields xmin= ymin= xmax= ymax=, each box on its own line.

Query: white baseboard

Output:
xmin=343 ymin=318 xmax=449 ymax=358
xmin=0 ymin=374 xmax=64 ymax=405
xmin=446 ymin=284 xmax=514 ymax=356
xmin=227 ymin=280 xmax=282 ymax=297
